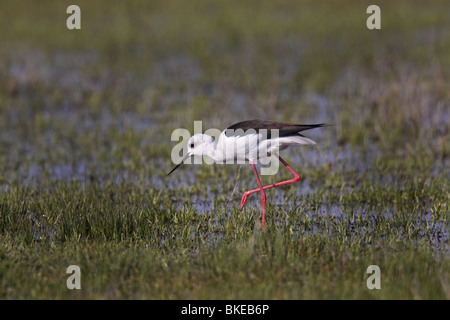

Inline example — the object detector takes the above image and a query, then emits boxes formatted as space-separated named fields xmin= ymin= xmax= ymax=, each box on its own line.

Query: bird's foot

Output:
xmin=240 ymin=191 xmax=251 ymax=209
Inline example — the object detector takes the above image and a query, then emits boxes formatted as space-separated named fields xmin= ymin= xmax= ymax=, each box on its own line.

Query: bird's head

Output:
xmin=167 ymin=134 xmax=215 ymax=176
xmin=186 ymin=134 xmax=215 ymax=157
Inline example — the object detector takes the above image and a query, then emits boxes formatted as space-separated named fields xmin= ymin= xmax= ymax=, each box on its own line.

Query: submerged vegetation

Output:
xmin=0 ymin=0 xmax=449 ymax=299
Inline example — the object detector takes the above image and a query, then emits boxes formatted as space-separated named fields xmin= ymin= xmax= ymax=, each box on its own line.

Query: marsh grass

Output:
xmin=0 ymin=0 xmax=449 ymax=299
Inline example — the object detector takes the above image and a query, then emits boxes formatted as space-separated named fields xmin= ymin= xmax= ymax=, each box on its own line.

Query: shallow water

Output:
xmin=2 ymin=45 xmax=449 ymax=256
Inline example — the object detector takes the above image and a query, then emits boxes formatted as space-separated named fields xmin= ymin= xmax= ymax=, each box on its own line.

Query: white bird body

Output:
xmin=188 ymin=130 xmax=317 ymax=164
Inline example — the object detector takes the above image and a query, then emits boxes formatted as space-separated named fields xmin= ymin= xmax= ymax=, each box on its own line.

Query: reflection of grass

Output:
xmin=0 ymin=0 xmax=449 ymax=299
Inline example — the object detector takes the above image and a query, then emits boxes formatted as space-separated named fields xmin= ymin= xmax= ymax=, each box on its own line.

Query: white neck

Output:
xmin=204 ymin=142 xmax=223 ymax=162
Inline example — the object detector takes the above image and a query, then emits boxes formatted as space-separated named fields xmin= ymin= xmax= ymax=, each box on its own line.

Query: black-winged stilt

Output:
xmin=168 ymin=119 xmax=326 ymax=230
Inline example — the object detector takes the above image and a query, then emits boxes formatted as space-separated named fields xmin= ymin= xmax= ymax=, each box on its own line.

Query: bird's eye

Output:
xmin=190 ymin=143 xmax=194 ymax=148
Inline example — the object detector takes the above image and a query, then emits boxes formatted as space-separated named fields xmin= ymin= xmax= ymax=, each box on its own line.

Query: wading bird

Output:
xmin=168 ymin=120 xmax=326 ymax=230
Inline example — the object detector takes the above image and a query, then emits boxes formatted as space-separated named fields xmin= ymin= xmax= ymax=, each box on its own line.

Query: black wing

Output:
xmin=225 ymin=119 xmax=326 ymax=138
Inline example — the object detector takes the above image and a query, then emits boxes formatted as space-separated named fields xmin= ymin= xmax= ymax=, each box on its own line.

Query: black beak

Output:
xmin=167 ymin=153 xmax=191 ymax=176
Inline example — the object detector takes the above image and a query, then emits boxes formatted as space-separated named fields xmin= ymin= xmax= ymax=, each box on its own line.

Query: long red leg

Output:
xmin=251 ymin=163 xmax=266 ymax=230
xmin=241 ymin=156 xmax=301 ymax=210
